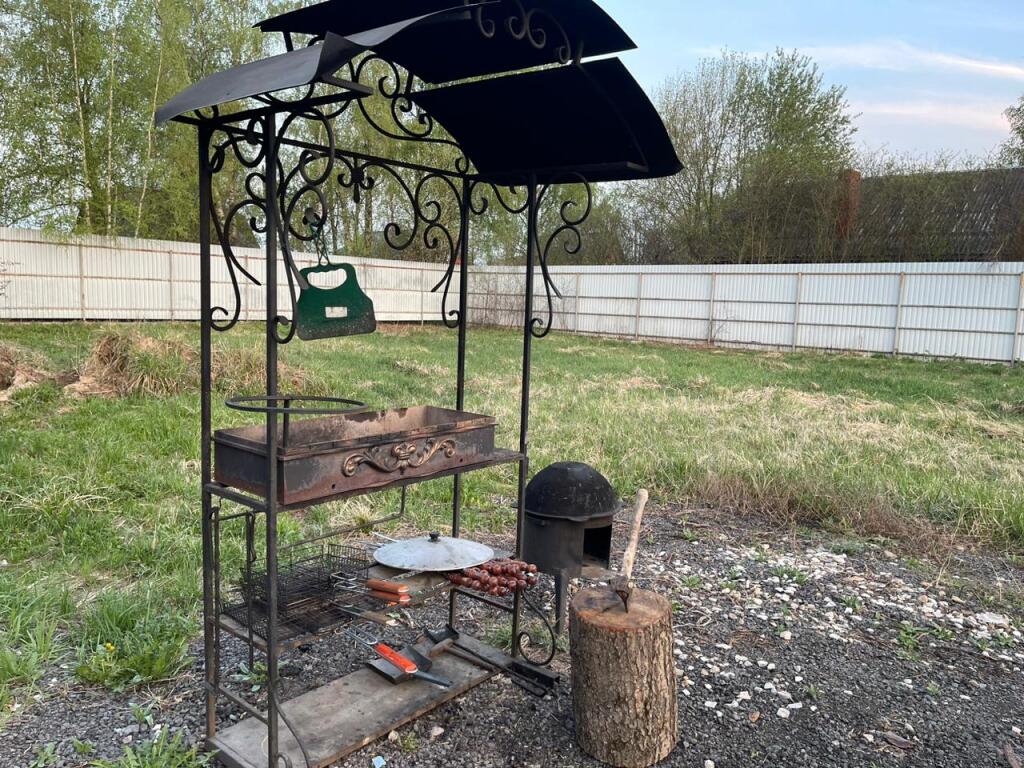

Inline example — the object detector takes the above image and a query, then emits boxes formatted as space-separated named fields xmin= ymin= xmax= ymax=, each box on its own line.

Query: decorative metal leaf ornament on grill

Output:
xmin=295 ymin=215 xmax=376 ymax=340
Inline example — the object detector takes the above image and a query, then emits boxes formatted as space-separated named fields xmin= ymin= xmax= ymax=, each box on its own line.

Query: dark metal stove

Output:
xmin=522 ymin=462 xmax=619 ymax=633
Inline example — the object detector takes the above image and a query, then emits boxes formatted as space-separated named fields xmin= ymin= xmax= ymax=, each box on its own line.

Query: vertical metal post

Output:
xmin=262 ymin=113 xmax=281 ymax=768
xmin=792 ymin=272 xmax=804 ymax=352
xmin=450 ymin=178 xmax=470 ymax=626
xmin=634 ymin=272 xmax=644 ymax=341
xmin=707 ymin=272 xmax=717 ymax=345
xmin=197 ymin=126 xmax=217 ymax=742
xmin=1013 ymin=272 xmax=1024 ymax=367
xmin=511 ymin=175 xmax=538 ymax=658
xmin=894 ymin=272 xmax=907 ymax=356
xmin=574 ymin=272 xmax=582 ymax=334
xmin=168 ymin=250 xmax=175 ymax=321
xmin=78 ymin=243 xmax=86 ymax=320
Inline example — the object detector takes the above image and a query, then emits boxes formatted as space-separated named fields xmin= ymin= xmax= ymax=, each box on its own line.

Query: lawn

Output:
xmin=1 ymin=321 xmax=1023 ymax=731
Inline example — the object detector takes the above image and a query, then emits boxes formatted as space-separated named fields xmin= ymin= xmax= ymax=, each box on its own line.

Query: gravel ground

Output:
xmin=3 ymin=504 xmax=1023 ymax=768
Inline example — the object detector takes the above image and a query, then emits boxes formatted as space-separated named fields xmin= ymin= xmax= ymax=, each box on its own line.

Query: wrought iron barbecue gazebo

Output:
xmin=159 ymin=2 xmax=679 ymax=766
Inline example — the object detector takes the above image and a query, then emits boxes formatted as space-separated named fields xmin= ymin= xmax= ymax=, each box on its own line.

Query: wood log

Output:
xmin=569 ymin=587 xmax=678 ymax=768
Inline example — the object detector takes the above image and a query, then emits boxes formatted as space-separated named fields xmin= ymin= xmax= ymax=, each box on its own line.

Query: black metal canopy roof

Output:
xmin=410 ymin=58 xmax=681 ymax=184
xmin=256 ymin=0 xmax=636 ymax=84
xmin=158 ymin=0 xmax=680 ymax=184
xmin=155 ymin=8 xmax=471 ymax=125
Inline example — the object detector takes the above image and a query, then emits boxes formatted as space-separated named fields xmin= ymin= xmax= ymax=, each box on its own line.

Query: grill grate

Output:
xmin=227 ymin=542 xmax=374 ymax=641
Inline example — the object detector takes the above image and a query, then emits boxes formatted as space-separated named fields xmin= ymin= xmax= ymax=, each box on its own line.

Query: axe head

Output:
xmin=610 ymin=576 xmax=634 ymax=611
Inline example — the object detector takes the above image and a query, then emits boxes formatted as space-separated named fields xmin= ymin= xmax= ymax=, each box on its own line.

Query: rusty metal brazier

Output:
xmin=214 ymin=406 xmax=496 ymax=505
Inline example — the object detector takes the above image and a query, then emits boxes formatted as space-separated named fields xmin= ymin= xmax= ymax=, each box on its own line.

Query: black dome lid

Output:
xmin=525 ymin=462 xmax=618 ymax=520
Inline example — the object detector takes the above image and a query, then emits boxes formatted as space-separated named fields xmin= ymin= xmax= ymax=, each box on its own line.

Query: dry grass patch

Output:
xmin=0 ymin=343 xmax=55 ymax=403
xmin=66 ymin=332 xmax=324 ymax=397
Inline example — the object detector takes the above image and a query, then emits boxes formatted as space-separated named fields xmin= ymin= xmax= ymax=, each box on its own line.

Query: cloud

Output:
xmin=850 ymin=98 xmax=1010 ymax=132
xmin=689 ymin=41 xmax=1024 ymax=83
xmin=800 ymin=41 xmax=1024 ymax=82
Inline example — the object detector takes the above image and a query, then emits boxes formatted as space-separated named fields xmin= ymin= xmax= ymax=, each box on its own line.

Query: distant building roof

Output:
xmin=843 ymin=167 xmax=1024 ymax=262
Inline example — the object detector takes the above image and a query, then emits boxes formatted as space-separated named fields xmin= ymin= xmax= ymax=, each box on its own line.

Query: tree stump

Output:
xmin=569 ymin=587 xmax=677 ymax=768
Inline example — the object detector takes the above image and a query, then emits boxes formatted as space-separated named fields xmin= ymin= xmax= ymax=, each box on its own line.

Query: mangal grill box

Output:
xmin=214 ymin=406 xmax=496 ymax=506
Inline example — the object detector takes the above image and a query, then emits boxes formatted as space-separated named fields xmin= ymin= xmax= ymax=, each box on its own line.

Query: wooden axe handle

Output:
xmin=620 ymin=489 xmax=649 ymax=581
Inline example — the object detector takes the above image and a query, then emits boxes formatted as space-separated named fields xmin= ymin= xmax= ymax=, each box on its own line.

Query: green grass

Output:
xmin=88 ymin=729 xmax=211 ymax=768
xmin=1 ymin=321 xmax=1023 ymax=719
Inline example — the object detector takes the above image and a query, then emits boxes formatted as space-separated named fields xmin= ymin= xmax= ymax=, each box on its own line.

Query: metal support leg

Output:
xmin=263 ymin=112 xmax=281 ymax=768
xmin=198 ymin=126 xmax=218 ymax=741
xmin=553 ymin=570 xmax=569 ymax=637
xmin=511 ymin=176 xmax=539 ymax=657
xmin=450 ymin=178 xmax=471 ymax=627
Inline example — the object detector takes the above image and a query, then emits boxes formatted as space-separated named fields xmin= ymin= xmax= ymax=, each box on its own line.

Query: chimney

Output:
xmin=836 ymin=168 xmax=862 ymax=242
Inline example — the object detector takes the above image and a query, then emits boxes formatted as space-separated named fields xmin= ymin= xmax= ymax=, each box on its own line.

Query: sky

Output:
xmin=599 ymin=0 xmax=1024 ymax=159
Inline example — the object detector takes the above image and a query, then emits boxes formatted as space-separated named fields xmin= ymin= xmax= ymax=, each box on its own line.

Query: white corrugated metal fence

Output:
xmin=2 ymin=227 xmax=1022 ymax=364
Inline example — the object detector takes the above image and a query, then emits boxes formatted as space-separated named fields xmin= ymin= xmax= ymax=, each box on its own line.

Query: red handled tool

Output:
xmin=343 ymin=626 xmax=452 ymax=687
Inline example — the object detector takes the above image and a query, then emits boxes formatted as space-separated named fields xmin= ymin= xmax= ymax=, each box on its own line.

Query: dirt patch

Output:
xmin=0 ymin=344 xmax=53 ymax=403
xmin=65 ymin=333 xmax=324 ymax=398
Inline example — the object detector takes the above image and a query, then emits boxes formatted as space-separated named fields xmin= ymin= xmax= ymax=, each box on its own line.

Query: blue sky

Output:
xmin=600 ymin=0 xmax=1024 ymax=158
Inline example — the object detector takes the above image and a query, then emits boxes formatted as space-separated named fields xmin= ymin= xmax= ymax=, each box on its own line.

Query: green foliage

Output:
xmin=74 ymin=591 xmax=191 ymax=690
xmin=29 ymin=743 xmax=59 ymax=768
xmin=89 ymin=730 xmax=211 ymax=768
xmin=627 ymin=49 xmax=856 ymax=265
xmin=1000 ymin=96 xmax=1024 ymax=166
xmin=0 ymin=0 xmax=273 ymax=237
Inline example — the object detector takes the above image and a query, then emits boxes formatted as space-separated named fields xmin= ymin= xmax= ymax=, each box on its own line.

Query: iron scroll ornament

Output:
xmin=470 ymin=0 xmax=584 ymax=66
xmin=206 ymin=117 xmax=267 ymax=334
xmin=200 ymin=63 xmax=589 ymax=339
xmin=342 ymin=438 xmax=458 ymax=477
xmin=467 ymin=177 xmax=593 ymax=340
xmin=532 ymin=175 xmax=593 ymax=338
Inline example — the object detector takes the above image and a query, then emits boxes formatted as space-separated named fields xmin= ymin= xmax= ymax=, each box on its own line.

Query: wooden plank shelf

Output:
xmin=209 ymin=652 xmax=493 ymax=768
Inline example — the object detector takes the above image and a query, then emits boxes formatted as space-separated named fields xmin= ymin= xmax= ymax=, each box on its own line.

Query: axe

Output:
xmin=611 ymin=488 xmax=649 ymax=611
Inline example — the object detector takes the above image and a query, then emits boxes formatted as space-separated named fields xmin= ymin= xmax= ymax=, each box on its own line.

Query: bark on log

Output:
xmin=570 ymin=587 xmax=678 ymax=768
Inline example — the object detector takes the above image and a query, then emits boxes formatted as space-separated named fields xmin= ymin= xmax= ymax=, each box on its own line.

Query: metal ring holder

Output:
xmin=226 ymin=395 xmax=367 ymax=452
xmin=225 ymin=394 xmax=367 ymax=415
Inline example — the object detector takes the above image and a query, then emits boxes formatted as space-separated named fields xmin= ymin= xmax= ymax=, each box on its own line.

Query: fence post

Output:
xmin=893 ymin=272 xmax=907 ymax=356
xmin=707 ymin=272 xmax=717 ymax=345
xmin=1013 ymin=272 xmax=1024 ymax=367
xmin=168 ymin=250 xmax=175 ymax=321
xmin=77 ymin=242 xmax=86 ymax=321
xmin=574 ymin=272 xmax=582 ymax=334
xmin=419 ymin=266 xmax=426 ymax=326
xmin=792 ymin=272 xmax=804 ymax=352
xmin=634 ymin=271 xmax=644 ymax=340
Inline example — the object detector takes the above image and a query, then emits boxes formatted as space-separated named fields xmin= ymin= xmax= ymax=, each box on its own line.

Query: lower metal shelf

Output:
xmin=208 ymin=649 xmax=494 ymax=768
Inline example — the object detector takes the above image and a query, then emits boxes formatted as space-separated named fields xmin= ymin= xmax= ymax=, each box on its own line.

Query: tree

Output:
xmin=623 ymin=49 xmax=856 ymax=264
xmin=0 ymin=0 xmax=274 ymax=239
xmin=999 ymin=96 xmax=1024 ymax=167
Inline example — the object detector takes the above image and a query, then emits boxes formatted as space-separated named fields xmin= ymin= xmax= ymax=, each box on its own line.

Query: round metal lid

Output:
xmin=373 ymin=533 xmax=494 ymax=572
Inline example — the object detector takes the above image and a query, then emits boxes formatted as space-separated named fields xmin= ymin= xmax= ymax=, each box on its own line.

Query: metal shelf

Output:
xmin=207 ymin=448 xmax=523 ymax=512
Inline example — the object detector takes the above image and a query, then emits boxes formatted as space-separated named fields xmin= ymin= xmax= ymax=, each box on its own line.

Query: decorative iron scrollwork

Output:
xmin=347 ymin=55 xmax=470 ymax=174
xmin=516 ymin=589 xmax=558 ymax=666
xmin=203 ymin=54 xmax=588 ymax=339
xmin=342 ymin=438 xmax=457 ymax=477
xmin=471 ymin=0 xmax=583 ymax=66
xmin=531 ymin=175 xmax=592 ymax=338
xmin=207 ymin=118 xmax=268 ymax=333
